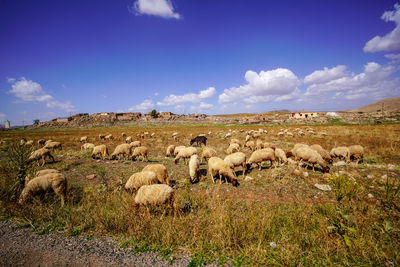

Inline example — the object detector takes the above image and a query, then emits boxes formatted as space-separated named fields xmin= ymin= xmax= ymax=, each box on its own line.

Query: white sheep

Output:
xmin=130 ymin=141 xmax=141 ymax=148
xmin=105 ymin=134 xmax=113 ymax=140
xmin=25 ymin=140 xmax=34 ymax=146
xmin=142 ymin=164 xmax=170 ymax=185
xmin=27 ymin=148 xmax=54 ymax=166
xmin=208 ymin=157 xmax=239 ymax=186
xmin=330 ymin=146 xmax=350 ymax=162
xmin=226 ymin=143 xmax=240 ymax=154
xmin=25 ymin=169 xmax=60 ymax=185
xmin=245 ymin=134 xmax=250 ymax=142
xmin=230 ymin=138 xmax=241 ymax=147
xmin=189 ymin=154 xmax=200 ymax=183
xmin=244 ymin=141 xmax=255 ymax=151
xmin=247 ymin=148 xmax=275 ymax=170
xmin=44 ymin=141 xmax=62 ymax=151
xmin=174 ymin=147 xmax=197 ymax=164
xmin=80 ymin=136 xmax=88 ymax=143
xmin=348 ymin=145 xmax=364 ymax=163
xmin=125 ymin=171 xmax=158 ymax=191
xmin=274 ymin=148 xmax=288 ymax=165
xmin=122 ymin=132 xmax=127 ymax=138
xmin=133 ymin=184 xmax=176 ymax=216
xmin=132 ymin=146 xmax=149 ymax=161
xmin=166 ymin=144 xmax=175 ymax=157
xmin=81 ymin=143 xmax=95 ymax=151
xmin=19 ymin=172 xmax=67 ymax=207
xmin=91 ymin=144 xmax=109 ymax=159
xmin=173 ymin=145 xmax=186 ymax=156
xmin=296 ymin=147 xmax=330 ymax=173
xmin=256 ymin=139 xmax=264 ymax=150
xmin=224 ymin=132 xmax=232 ymax=139
xmin=200 ymin=146 xmax=217 ymax=163
xmin=224 ymin=152 xmax=246 ymax=177
xmin=111 ymin=143 xmax=133 ymax=160
xmin=310 ymin=144 xmax=333 ymax=164
xmin=125 ymin=136 xmax=132 ymax=143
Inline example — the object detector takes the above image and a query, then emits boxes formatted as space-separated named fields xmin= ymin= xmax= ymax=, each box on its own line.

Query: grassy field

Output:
xmin=0 ymin=123 xmax=399 ymax=266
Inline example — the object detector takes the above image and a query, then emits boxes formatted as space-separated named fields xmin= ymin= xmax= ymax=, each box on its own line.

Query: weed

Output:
xmin=329 ymin=174 xmax=359 ymax=201
xmin=382 ymin=173 xmax=400 ymax=210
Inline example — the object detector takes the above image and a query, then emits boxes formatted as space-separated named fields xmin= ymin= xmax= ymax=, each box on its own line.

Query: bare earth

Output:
xmin=0 ymin=221 xmax=191 ymax=267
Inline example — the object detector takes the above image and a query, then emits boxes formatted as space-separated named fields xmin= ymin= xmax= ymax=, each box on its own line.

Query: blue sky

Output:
xmin=1 ymin=0 xmax=400 ymax=125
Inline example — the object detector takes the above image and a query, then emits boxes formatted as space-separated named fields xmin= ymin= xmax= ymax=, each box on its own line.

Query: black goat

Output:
xmin=190 ymin=136 xmax=207 ymax=147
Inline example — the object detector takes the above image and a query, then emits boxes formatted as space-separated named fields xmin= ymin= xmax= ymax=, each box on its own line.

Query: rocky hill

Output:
xmin=349 ymin=97 xmax=400 ymax=113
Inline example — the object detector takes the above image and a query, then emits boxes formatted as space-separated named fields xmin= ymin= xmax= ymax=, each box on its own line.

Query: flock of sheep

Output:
xmin=15 ymin=127 xmax=365 ymax=214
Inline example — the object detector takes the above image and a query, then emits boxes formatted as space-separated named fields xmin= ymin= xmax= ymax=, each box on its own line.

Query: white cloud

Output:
xmin=364 ymin=3 xmax=400 ymax=52
xmin=157 ymin=87 xmax=216 ymax=106
xmin=304 ymin=65 xmax=348 ymax=84
xmin=130 ymin=0 xmax=180 ymax=19
xmin=304 ymin=62 xmax=400 ymax=101
xmin=218 ymin=68 xmax=300 ymax=105
xmin=385 ymin=53 xmax=400 ymax=59
xmin=128 ymin=99 xmax=155 ymax=112
xmin=8 ymin=77 xmax=75 ymax=112
xmin=190 ymin=102 xmax=214 ymax=113
xmin=7 ymin=77 xmax=15 ymax=83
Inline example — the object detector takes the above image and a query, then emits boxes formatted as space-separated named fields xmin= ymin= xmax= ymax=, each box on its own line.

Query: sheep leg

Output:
xmin=209 ymin=167 xmax=215 ymax=183
xmin=242 ymin=163 xmax=246 ymax=176
xmin=219 ymin=174 xmax=223 ymax=184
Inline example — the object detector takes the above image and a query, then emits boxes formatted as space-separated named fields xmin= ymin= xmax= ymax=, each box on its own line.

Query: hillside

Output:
xmin=349 ymin=97 xmax=400 ymax=112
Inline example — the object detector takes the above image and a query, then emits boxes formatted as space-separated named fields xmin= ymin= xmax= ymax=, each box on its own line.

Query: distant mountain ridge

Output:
xmin=349 ymin=97 xmax=400 ymax=112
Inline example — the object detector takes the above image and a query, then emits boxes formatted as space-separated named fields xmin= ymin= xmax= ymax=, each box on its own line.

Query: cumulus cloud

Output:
xmin=130 ymin=0 xmax=180 ymax=19
xmin=304 ymin=65 xmax=348 ymax=84
xmin=190 ymin=102 xmax=214 ymax=113
xmin=128 ymin=99 xmax=155 ymax=112
xmin=8 ymin=77 xmax=75 ymax=112
xmin=304 ymin=62 xmax=400 ymax=101
xmin=364 ymin=3 xmax=400 ymax=52
xmin=218 ymin=68 xmax=300 ymax=105
xmin=157 ymin=87 xmax=216 ymax=106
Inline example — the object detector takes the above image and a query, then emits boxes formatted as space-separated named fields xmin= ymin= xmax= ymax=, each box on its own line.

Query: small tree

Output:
xmin=33 ymin=119 xmax=40 ymax=125
xmin=150 ymin=109 xmax=158 ymax=118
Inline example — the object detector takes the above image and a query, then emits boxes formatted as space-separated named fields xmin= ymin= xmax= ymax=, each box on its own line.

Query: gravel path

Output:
xmin=0 ymin=221 xmax=191 ymax=267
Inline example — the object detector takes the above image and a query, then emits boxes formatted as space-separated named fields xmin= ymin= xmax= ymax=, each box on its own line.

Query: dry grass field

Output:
xmin=1 ymin=123 xmax=400 ymax=266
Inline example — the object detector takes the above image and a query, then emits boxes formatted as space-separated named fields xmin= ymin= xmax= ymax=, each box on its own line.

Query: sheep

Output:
xmin=252 ymin=132 xmax=261 ymax=139
xmin=80 ymin=136 xmax=88 ymax=143
xmin=25 ymin=169 xmax=60 ymax=185
xmin=125 ymin=171 xmax=159 ymax=191
xmin=348 ymin=145 xmax=364 ymax=163
xmin=247 ymin=148 xmax=275 ymax=170
xmin=189 ymin=154 xmax=200 ymax=183
xmin=151 ymin=133 xmax=155 ymax=138
xmin=105 ymin=134 xmax=113 ymax=140
xmin=274 ymin=148 xmax=288 ymax=165
xmin=130 ymin=141 xmax=141 ymax=148
xmin=298 ymin=130 xmax=305 ymax=136
xmin=20 ymin=138 xmax=27 ymax=145
xmin=330 ymin=146 xmax=350 ymax=162
xmin=24 ymin=140 xmax=34 ymax=146
xmin=226 ymin=143 xmax=240 ymax=154
xmin=81 ymin=143 xmax=95 ymax=151
xmin=99 ymin=134 xmax=105 ymax=140
xmin=175 ymin=147 xmax=197 ymax=164
xmin=208 ymin=157 xmax=239 ymax=186
xmin=111 ymin=143 xmax=133 ymax=160
xmin=244 ymin=141 xmax=255 ymax=151
xmin=224 ymin=132 xmax=232 ymax=139
xmin=45 ymin=140 xmax=53 ymax=145
xmin=255 ymin=139 xmax=264 ymax=150
xmin=125 ymin=136 xmax=132 ymax=143
xmin=208 ymin=131 xmax=212 ymax=136
xmin=287 ymin=143 xmax=310 ymax=158
xmin=27 ymin=148 xmax=54 ymax=166
xmin=166 ymin=145 xmax=175 ymax=157
xmin=19 ymin=172 xmax=67 ymax=207
xmin=131 ymin=146 xmax=149 ymax=161
xmin=230 ymin=138 xmax=241 ymax=147
xmin=173 ymin=145 xmax=186 ymax=156
xmin=190 ymin=136 xmax=207 ymax=147
xmin=263 ymin=142 xmax=276 ymax=150
xmin=44 ymin=141 xmax=62 ymax=151
xmin=296 ymin=147 xmax=330 ymax=173
xmin=245 ymin=134 xmax=250 ymax=142
xmin=142 ymin=164 xmax=170 ymax=185
xmin=38 ymin=139 xmax=46 ymax=146
xmin=122 ymin=132 xmax=127 ymax=138
xmin=133 ymin=184 xmax=176 ymax=216
xmin=200 ymin=147 xmax=217 ymax=163
xmin=224 ymin=152 xmax=246 ymax=177
xmin=310 ymin=144 xmax=333 ymax=164
xmin=91 ymin=144 xmax=108 ymax=159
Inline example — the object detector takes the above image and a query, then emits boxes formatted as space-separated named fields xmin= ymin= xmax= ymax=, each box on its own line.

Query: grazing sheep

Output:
xmin=25 ymin=169 xmax=60 ymax=185
xmin=24 ymin=140 xmax=34 ymax=146
xmin=19 ymin=172 xmax=67 ymax=207
xmin=263 ymin=142 xmax=276 ymax=150
xmin=226 ymin=143 xmax=240 ymax=154
xmin=296 ymin=147 xmax=330 ymax=173
xmin=99 ymin=134 xmax=105 ymax=140
xmin=348 ymin=145 xmax=364 ymax=163
xmin=105 ymin=134 xmax=113 ymax=140
xmin=174 ymin=146 xmax=186 ymax=156
xmin=330 ymin=146 xmax=350 ymax=162
xmin=27 ymin=148 xmax=54 ymax=166
xmin=125 ymin=171 xmax=158 ymax=191
xmin=122 ymin=132 xmax=127 ymax=138
xmin=142 ymin=164 xmax=170 ymax=185
xmin=256 ymin=139 xmax=264 ymax=150
xmin=125 ymin=136 xmax=132 ymax=143
xmin=287 ymin=143 xmax=310 ymax=158
xmin=20 ymin=138 xmax=27 ymax=145
xmin=151 ymin=133 xmax=155 ymax=138
xmin=189 ymin=154 xmax=200 ymax=183
xmin=298 ymin=130 xmax=305 ymax=136
xmin=44 ymin=141 xmax=62 ymax=151
xmin=80 ymin=136 xmax=88 ymax=143
xmin=166 ymin=145 xmax=175 ymax=157
xmin=208 ymin=157 xmax=239 ymax=186
xmin=130 ymin=141 xmax=141 ymax=148
xmin=224 ymin=152 xmax=246 ymax=177
xmin=277 ymin=132 xmax=284 ymax=137
xmin=38 ymin=139 xmax=46 ymax=146
xmin=274 ymin=148 xmax=288 ymax=165
xmin=45 ymin=140 xmax=53 ymax=145
xmin=310 ymin=144 xmax=333 ymax=164
xmin=245 ymin=134 xmax=250 ymax=142
xmin=244 ymin=141 xmax=255 ymax=151
xmin=175 ymin=147 xmax=197 ymax=164
xmin=132 ymin=146 xmax=149 ymax=161
xmin=200 ymin=147 xmax=217 ymax=163
xmin=224 ymin=132 xmax=232 ymax=139
xmin=247 ymin=148 xmax=275 ymax=170
xmin=133 ymin=184 xmax=176 ymax=216
xmin=252 ymin=132 xmax=261 ymax=139
xmin=230 ymin=138 xmax=241 ymax=147
xmin=286 ymin=132 xmax=294 ymax=137
xmin=111 ymin=143 xmax=133 ymax=160
xmin=81 ymin=143 xmax=95 ymax=151
xmin=92 ymin=144 xmax=108 ymax=159
xmin=190 ymin=136 xmax=207 ymax=147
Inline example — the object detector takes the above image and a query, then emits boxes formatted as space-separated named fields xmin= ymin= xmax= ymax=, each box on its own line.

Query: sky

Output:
xmin=1 ymin=0 xmax=400 ymax=125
